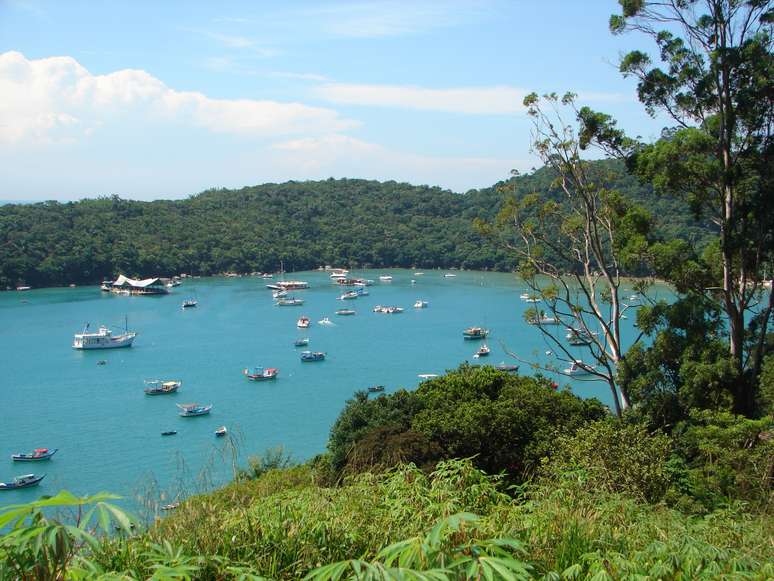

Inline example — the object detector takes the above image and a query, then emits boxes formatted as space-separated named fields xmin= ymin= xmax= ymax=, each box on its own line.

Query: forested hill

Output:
xmin=0 ymin=160 xmax=714 ymax=289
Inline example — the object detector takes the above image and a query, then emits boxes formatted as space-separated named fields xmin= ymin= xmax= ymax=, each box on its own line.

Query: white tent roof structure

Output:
xmin=112 ymin=275 xmax=163 ymax=288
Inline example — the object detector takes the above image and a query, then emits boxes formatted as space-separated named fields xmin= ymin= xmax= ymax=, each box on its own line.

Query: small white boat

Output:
xmin=563 ymin=360 xmax=596 ymax=376
xmin=414 ymin=300 xmax=428 ymax=308
xmin=443 ymin=273 xmax=456 ymax=278
xmin=525 ymin=297 xmax=542 ymax=303
xmin=336 ymin=309 xmax=356 ymax=316
xmin=519 ymin=292 xmax=530 ymax=300
xmin=177 ymin=403 xmax=213 ymax=417
xmin=318 ymin=317 xmax=334 ymax=325
xmin=418 ymin=374 xmax=438 ymax=379
xmin=272 ymin=289 xmax=288 ymax=299
xmin=181 ymin=298 xmax=197 ymax=308
xmin=339 ymin=291 xmax=359 ymax=300
xmin=379 ymin=275 xmax=393 ymax=282
xmin=414 ymin=272 xmax=424 ymax=276
xmin=215 ymin=426 xmax=228 ymax=437
xmin=16 ymin=286 xmax=31 ymax=291
xmin=527 ymin=314 xmax=560 ymax=326
xmin=473 ymin=344 xmax=490 ymax=359
xmin=297 ymin=316 xmax=311 ymax=329
xmin=276 ymin=297 xmax=304 ymax=306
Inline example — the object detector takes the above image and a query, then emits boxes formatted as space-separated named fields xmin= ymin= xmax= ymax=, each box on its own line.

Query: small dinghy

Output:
xmin=473 ymin=344 xmax=491 ymax=359
xmin=0 ymin=474 xmax=45 ymax=490
xmin=11 ymin=448 xmax=58 ymax=462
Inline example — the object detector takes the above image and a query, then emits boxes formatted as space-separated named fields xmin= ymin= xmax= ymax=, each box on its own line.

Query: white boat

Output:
xmin=418 ymin=373 xmax=438 ymax=379
xmin=525 ymin=296 xmax=542 ymax=303
xmin=266 ymin=280 xmax=309 ymax=291
xmin=443 ymin=273 xmax=456 ymax=278
xmin=563 ymin=360 xmax=596 ymax=376
xmin=73 ymin=323 xmax=136 ymax=350
xmin=473 ymin=344 xmax=490 ymax=359
xmin=414 ymin=300 xmax=428 ymax=308
xmin=379 ymin=275 xmax=393 ymax=282
xmin=16 ymin=286 xmax=31 ymax=291
xmin=272 ymin=289 xmax=288 ymax=299
xmin=519 ymin=293 xmax=530 ymax=300
xmin=414 ymin=272 xmax=424 ymax=276
xmin=318 ymin=317 xmax=334 ymax=326
xmin=276 ymin=297 xmax=304 ymax=306
xmin=527 ymin=314 xmax=560 ymax=326
xmin=373 ymin=305 xmax=404 ymax=314
xmin=297 ymin=316 xmax=311 ymax=329
xmin=339 ymin=291 xmax=359 ymax=300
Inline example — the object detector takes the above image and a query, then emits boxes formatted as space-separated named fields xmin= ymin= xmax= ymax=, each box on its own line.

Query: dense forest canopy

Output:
xmin=0 ymin=159 xmax=714 ymax=288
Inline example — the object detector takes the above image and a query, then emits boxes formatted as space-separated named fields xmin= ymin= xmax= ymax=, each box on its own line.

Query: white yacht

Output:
xmin=72 ymin=323 xmax=136 ymax=350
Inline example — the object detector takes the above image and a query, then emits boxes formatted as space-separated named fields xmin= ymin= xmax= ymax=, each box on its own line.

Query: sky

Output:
xmin=0 ymin=0 xmax=666 ymax=201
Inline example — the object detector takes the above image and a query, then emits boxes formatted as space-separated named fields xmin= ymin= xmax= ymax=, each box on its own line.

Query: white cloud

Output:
xmin=270 ymin=71 xmax=331 ymax=82
xmin=0 ymin=51 xmax=358 ymax=145
xmin=315 ymin=83 xmax=528 ymax=115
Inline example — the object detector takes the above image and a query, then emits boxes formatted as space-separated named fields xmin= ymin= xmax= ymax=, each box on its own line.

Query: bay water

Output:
xmin=0 ymin=270 xmax=666 ymax=511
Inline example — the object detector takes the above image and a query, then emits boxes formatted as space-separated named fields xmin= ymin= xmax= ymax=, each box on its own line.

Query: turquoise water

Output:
xmin=0 ymin=270 xmax=665 ymax=511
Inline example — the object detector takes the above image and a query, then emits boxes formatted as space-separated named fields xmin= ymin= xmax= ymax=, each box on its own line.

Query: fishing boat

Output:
xmin=72 ymin=320 xmax=136 ymax=350
xmin=243 ymin=366 xmax=279 ymax=381
xmin=177 ymin=403 xmax=213 ymax=417
xmin=0 ymin=474 xmax=45 ymax=490
xmin=301 ymin=351 xmax=326 ymax=362
xmin=297 ymin=316 xmax=311 ymax=328
xmin=161 ymin=431 xmax=177 ymax=436
xmin=367 ymin=385 xmax=385 ymax=393
xmin=563 ymin=360 xmax=596 ymax=376
xmin=215 ymin=426 xmax=228 ymax=437
xmin=414 ymin=272 xmax=424 ymax=276
xmin=336 ymin=309 xmax=356 ymax=316
xmin=144 ymin=380 xmax=181 ymax=395
xmin=414 ymin=300 xmax=428 ymax=308
xmin=495 ymin=363 xmax=520 ymax=373
xmin=276 ymin=297 xmax=304 ymax=306
xmin=473 ymin=344 xmax=491 ymax=358
xmin=11 ymin=448 xmax=58 ymax=462
xmin=339 ymin=290 xmax=359 ymax=300
xmin=182 ymin=299 xmax=198 ymax=308
xmin=463 ymin=327 xmax=489 ymax=340
xmin=294 ymin=337 xmax=310 ymax=347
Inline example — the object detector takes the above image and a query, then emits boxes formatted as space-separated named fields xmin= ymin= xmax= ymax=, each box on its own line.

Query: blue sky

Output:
xmin=0 ymin=0 xmax=665 ymax=200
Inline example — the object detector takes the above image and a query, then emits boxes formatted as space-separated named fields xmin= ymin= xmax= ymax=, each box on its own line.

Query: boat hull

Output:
xmin=0 ymin=475 xmax=45 ymax=490
xmin=73 ymin=335 xmax=135 ymax=350
xmin=11 ymin=449 xmax=58 ymax=461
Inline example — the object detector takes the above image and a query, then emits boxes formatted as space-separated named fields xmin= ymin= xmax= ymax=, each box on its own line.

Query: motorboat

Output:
xmin=272 ymin=289 xmax=288 ymax=299
xmin=0 ymin=474 xmax=45 ymax=490
xmin=276 ymin=297 xmax=304 ymax=306
xmin=463 ymin=327 xmax=489 ymax=340
xmin=339 ymin=291 xmax=359 ymax=300
xmin=444 ymin=273 xmax=456 ymax=278
xmin=519 ymin=292 xmax=530 ymax=300
xmin=301 ymin=351 xmax=326 ymax=362
xmin=527 ymin=314 xmax=560 ymax=325
xmin=243 ymin=366 xmax=279 ymax=381
xmin=72 ymin=321 xmax=136 ymax=350
xmin=11 ymin=448 xmax=58 ymax=462
xmin=294 ymin=337 xmax=310 ymax=347
xmin=525 ymin=296 xmax=542 ymax=303
xmin=318 ymin=317 xmax=334 ymax=325
xmin=161 ymin=431 xmax=177 ymax=436
xmin=379 ymin=275 xmax=393 ymax=282
xmin=181 ymin=298 xmax=197 ymax=308
xmin=160 ymin=502 xmax=180 ymax=510
xmin=297 ymin=316 xmax=311 ymax=328
xmin=177 ymin=403 xmax=213 ymax=417
xmin=414 ymin=300 xmax=428 ymax=308
xmin=336 ymin=309 xmax=356 ymax=316
xmin=373 ymin=305 xmax=404 ymax=314
xmin=473 ymin=344 xmax=491 ymax=358
xmin=367 ymin=385 xmax=385 ymax=393
xmin=418 ymin=373 xmax=438 ymax=379
xmin=144 ymin=380 xmax=181 ymax=395
xmin=215 ymin=426 xmax=228 ymax=437
xmin=495 ymin=363 xmax=520 ymax=373
xmin=563 ymin=360 xmax=596 ymax=376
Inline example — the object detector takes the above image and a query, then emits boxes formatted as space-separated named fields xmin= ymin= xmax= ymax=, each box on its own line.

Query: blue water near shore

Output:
xmin=0 ymin=270 xmax=668 ymax=511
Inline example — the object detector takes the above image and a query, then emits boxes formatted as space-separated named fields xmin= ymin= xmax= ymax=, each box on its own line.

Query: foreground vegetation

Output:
xmin=2 ymin=366 xmax=772 ymax=579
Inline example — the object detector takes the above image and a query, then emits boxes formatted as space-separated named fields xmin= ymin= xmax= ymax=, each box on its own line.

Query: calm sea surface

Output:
xmin=0 ymin=270 xmax=670 ymax=511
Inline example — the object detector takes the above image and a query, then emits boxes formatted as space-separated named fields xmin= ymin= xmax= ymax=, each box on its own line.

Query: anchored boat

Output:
xmin=177 ymin=403 xmax=212 ymax=417
xmin=301 ymin=351 xmax=326 ymax=362
xmin=243 ymin=366 xmax=279 ymax=381
xmin=72 ymin=320 xmax=136 ymax=350
xmin=11 ymin=448 xmax=58 ymax=462
xmin=0 ymin=474 xmax=45 ymax=490
xmin=144 ymin=380 xmax=181 ymax=395
xmin=463 ymin=327 xmax=489 ymax=340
